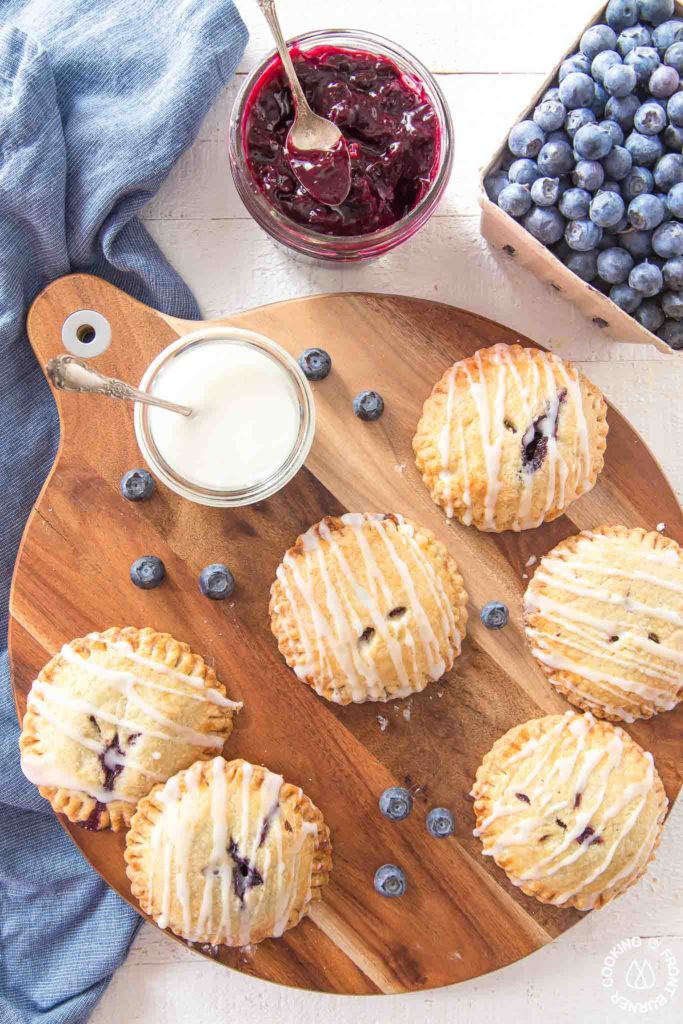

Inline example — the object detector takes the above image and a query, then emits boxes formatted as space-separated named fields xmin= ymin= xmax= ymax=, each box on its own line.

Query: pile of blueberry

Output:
xmin=484 ymin=0 xmax=683 ymax=349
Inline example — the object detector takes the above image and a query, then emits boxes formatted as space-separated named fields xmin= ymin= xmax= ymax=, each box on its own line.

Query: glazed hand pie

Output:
xmin=269 ymin=512 xmax=468 ymax=704
xmin=19 ymin=627 xmax=240 ymax=831
xmin=413 ymin=343 xmax=608 ymax=532
xmin=525 ymin=526 xmax=683 ymax=722
xmin=472 ymin=711 xmax=667 ymax=911
xmin=125 ymin=757 xmax=332 ymax=946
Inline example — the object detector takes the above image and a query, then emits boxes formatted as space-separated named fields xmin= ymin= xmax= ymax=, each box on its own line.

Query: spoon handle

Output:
xmin=256 ymin=0 xmax=311 ymax=113
xmin=46 ymin=355 xmax=193 ymax=417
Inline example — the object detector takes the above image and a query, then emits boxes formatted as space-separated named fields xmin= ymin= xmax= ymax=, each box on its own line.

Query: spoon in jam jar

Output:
xmin=256 ymin=0 xmax=352 ymax=207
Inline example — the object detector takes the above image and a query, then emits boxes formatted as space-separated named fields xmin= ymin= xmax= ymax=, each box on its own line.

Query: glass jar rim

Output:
xmin=229 ymin=28 xmax=453 ymax=260
xmin=134 ymin=326 xmax=316 ymax=508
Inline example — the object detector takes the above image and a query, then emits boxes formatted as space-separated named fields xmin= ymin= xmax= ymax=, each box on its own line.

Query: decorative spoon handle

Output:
xmin=46 ymin=355 xmax=193 ymax=417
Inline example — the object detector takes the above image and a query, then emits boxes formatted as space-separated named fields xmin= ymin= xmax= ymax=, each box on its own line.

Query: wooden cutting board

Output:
xmin=9 ymin=274 xmax=683 ymax=995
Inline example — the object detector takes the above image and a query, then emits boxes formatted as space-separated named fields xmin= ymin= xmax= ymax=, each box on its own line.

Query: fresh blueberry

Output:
xmin=481 ymin=601 xmax=509 ymax=629
xmin=559 ymin=54 xmax=592 ymax=80
xmin=629 ymin=260 xmax=664 ymax=294
xmin=530 ymin=177 xmax=561 ymax=206
xmin=649 ymin=63 xmax=680 ymax=96
xmin=353 ymin=390 xmax=384 ymax=421
xmin=662 ymin=289 xmax=683 ymax=316
xmin=657 ymin=317 xmax=683 ymax=345
xmin=543 ymin=87 xmax=562 ymax=104
xmin=653 ymin=219 xmax=683 ymax=256
xmin=605 ymin=92 xmax=641 ymax=129
xmin=573 ymin=160 xmax=605 ymax=191
xmin=298 ymin=348 xmax=332 ymax=381
xmin=629 ymin=192 xmax=667 ymax=230
xmin=590 ymin=190 xmax=626 ymax=227
xmin=546 ymin=129 xmax=571 ymax=144
xmin=591 ymin=81 xmax=609 ymax=116
xmin=566 ymin=217 xmax=604 ymax=250
xmin=655 ymin=191 xmax=673 ymax=219
xmin=600 ymin=120 xmax=626 ymax=146
xmin=484 ymin=171 xmax=509 ymax=202
xmin=592 ymin=49 xmax=623 ymax=85
xmin=498 ymin=182 xmax=532 ymax=216
xmin=664 ymin=40 xmax=683 ymax=73
xmin=652 ymin=18 xmax=683 ymax=53
xmin=623 ymin=164 xmax=655 ymax=196
xmin=664 ymin=122 xmax=683 ymax=150
xmin=634 ymin=100 xmax=668 ymax=135
xmin=634 ymin=299 xmax=666 ymax=331
xmin=637 ymin=0 xmax=675 ymax=27
xmin=538 ymin=139 xmax=575 ymax=176
xmin=626 ymin=130 xmax=664 ymax=165
xmin=604 ymin=146 xmax=634 ymax=181
xmin=574 ymin=123 xmax=614 ymax=159
xmin=667 ymin=92 xmax=683 ymax=125
xmin=534 ymin=99 xmax=567 ymax=132
xmin=654 ymin=152 xmax=683 ymax=190
xmin=617 ymin=25 xmax=652 ymax=58
xmin=663 ymin=254 xmax=683 ymax=286
xmin=581 ymin=25 xmax=618 ymax=60
xmin=559 ymin=72 xmax=596 ymax=110
xmin=523 ymin=205 xmax=565 ymax=243
xmin=426 ymin=807 xmax=456 ymax=839
xmin=560 ymin=188 xmax=592 ymax=219
xmin=508 ymin=120 xmax=546 ymax=159
xmin=120 ymin=469 xmax=155 ymax=502
xmin=566 ymin=107 xmax=597 ymax=138
xmin=610 ymin=282 xmax=645 ymax=310
xmin=600 ymin=179 xmax=624 ymax=193
xmin=603 ymin=62 xmax=637 ymax=99
xmin=379 ymin=787 xmax=413 ymax=822
xmin=374 ymin=864 xmax=407 ymax=898
xmin=598 ymin=245 xmax=635 ymax=282
xmin=621 ymin=228 xmax=655 ymax=255
xmin=624 ymin=45 xmax=661 ymax=85
xmin=198 ymin=563 xmax=235 ymax=600
xmin=607 ymin=0 xmax=639 ymax=31
xmin=566 ymin=248 xmax=600 ymax=281
xmin=130 ymin=555 xmax=165 ymax=590
xmin=508 ymin=158 xmax=542 ymax=185
xmin=668 ymin=180 xmax=683 ymax=215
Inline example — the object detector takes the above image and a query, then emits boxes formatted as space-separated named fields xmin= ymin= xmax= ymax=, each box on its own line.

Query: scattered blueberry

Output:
xmin=566 ymin=107 xmax=597 ymax=138
xmin=625 ymin=129 xmax=664 ymax=165
xmin=581 ymin=24 xmax=618 ymax=60
xmin=198 ymin=563 xmax=235 ymax=600
xmin=130 ymin=555 xmax=165 ymax=590
xmin=498 ymin=182 xmax=532 ymax=217
xmin=426 ymin=807 xmax=456 ymax=839
xmin=629 ymin=259 xmax=664 ymax=294
xmin=522 ymin=205 xmax=565 ymax=243
xmin=590 ymin=190 xmax=626 ymax=226
xmin=662 ymin=289 xmax=683 ymax=316
xmin=598 ymin=246 xmax=635 ymax=282
xmin=610 ymin=282 xmax=644 ymax=311
xmin=379 ymin=786 xmax=413 ymax=822
xmin=374 ymin=864 xmax=407 ymax=898
xmin=658 ymin=317 xmax=683 ymax=345
xmin=635 ymin=99 xmax=668 ymax=134
xmin=606 ymin=0 xmax=639 ymax=32
xmin=667 ymin=92 xmax=683 ymax=125
xmin=574 ymin=122 xmax=614 ymax=158
xmin=573 ymin=159 xmax=605 ymax=191
xmin=636 ymin=0 xmax=675 ymax=27
xmin=481 ymin=601 xmax=509 ymax=629
xmin=624 ymin=45 xmax=661 ymax=85
xmin=298 ymin=347 xmax=332 ymax=381
xmin=120 ymin=469 xmax=155 ymax=502
xmin=617 ymin=25 xmax=652 ymax=58
xmin=353 ymin=390 xmax=384 ymax=421
xmin=559 ymin=72 xmax=596 ymax=110
xmin=605 ymin=92 xmax=641 ymax=129
xmin=534 ymin=99 xmax=567 ymax=132
xmin=663 ymin=254 xmax=683 ymax=287
xmin=566 ymin=248 xmax=600 ymax=281
xmin=628 ymin=191 xmax=667 ymax=227
xmin=635 ymin=298 xmax=666 ymax=330
xmin=508 ymin=120 xmax=546 ymax=159
xmin=538 ymin=139 xmax=575 ymax=176
xmin=508 ymin=158 xmax=542 ymax=185
xmin=664 ymin=40 xmax=683 ymax=73
xmin=649 ymin=63 xmax=680 ymax=96
xmin=604 ymin=145 xmax=633 ymax=179
xmin=530 ymin=177 xmax=561 ymax=206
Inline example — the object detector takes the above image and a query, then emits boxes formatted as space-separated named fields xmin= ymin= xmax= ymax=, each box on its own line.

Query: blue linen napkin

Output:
xmin=0 ymin=3 xmax=247 ymax=1021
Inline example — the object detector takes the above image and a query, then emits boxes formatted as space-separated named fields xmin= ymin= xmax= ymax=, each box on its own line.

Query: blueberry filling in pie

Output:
xmin=521 ymin=388 xmax=567 ymax=472
xmin=227 ymin=839 xmax=263 ymax=903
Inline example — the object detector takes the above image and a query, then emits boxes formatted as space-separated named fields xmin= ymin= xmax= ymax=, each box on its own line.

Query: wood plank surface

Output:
xmin=9 ymin=274 xmax=683 ymax=995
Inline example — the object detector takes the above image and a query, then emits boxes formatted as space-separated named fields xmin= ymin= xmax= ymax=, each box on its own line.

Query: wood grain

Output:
xmin=9 ymin=273 xmax=683 ymax=994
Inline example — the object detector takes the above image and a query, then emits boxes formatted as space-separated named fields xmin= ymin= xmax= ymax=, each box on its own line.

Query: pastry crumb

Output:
xmin=656 ymin=522 xmax=665 ymax=532
xmin=377 ymin=715 xmax=389 ymax=732
xmin=394 ymin=463 xmax=406 ymax=474
xmin=525 ymin=555 xmax=537 ymax=567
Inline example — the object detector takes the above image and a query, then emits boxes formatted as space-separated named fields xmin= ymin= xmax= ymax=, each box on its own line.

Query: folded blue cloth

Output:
xmin=0 ymin=3 xmax=247 ymax=1020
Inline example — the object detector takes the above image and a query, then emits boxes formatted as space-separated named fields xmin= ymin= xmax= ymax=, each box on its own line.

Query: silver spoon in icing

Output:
xmin=46 ymin=355 xmax=193 ymax=417
xmin=256 ymin=0 xmax=352 ymax=207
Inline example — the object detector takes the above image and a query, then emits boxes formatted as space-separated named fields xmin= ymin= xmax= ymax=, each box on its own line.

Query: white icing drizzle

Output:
xmin=149 ymin=759 xmax=318 ymax=946
xmin=475 ymin=712 xmax=663 ymax=905
xmin=276 ymin=513 xmax=460 ymax=703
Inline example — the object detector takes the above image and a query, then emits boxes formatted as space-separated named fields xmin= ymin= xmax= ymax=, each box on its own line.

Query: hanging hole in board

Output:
xmin=61 ymin=309 xmax=112 ymax=357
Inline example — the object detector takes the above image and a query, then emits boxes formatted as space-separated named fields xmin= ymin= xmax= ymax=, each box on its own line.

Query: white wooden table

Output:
xmin=93 ymin=2 xmax=683 ymax=1020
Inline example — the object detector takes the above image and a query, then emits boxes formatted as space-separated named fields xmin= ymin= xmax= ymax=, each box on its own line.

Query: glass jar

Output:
xmin=229 ymin=29 xmax=453 ymax=262
xmin=134 ymin=327 xmax=315 ymax=507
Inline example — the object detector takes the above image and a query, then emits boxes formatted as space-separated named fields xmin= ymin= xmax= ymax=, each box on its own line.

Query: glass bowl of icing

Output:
xmin=134 ymin=327 xmax=315 ymax=507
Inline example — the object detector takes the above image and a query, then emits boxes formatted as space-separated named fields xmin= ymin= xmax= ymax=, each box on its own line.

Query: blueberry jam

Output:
xmin=244 ymin=46 xmax=440 ymax=236
xmin=227 ymin=838 xmax=263 ymax=902
xmin=521 ymin=389 xmax=567 ymax=472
